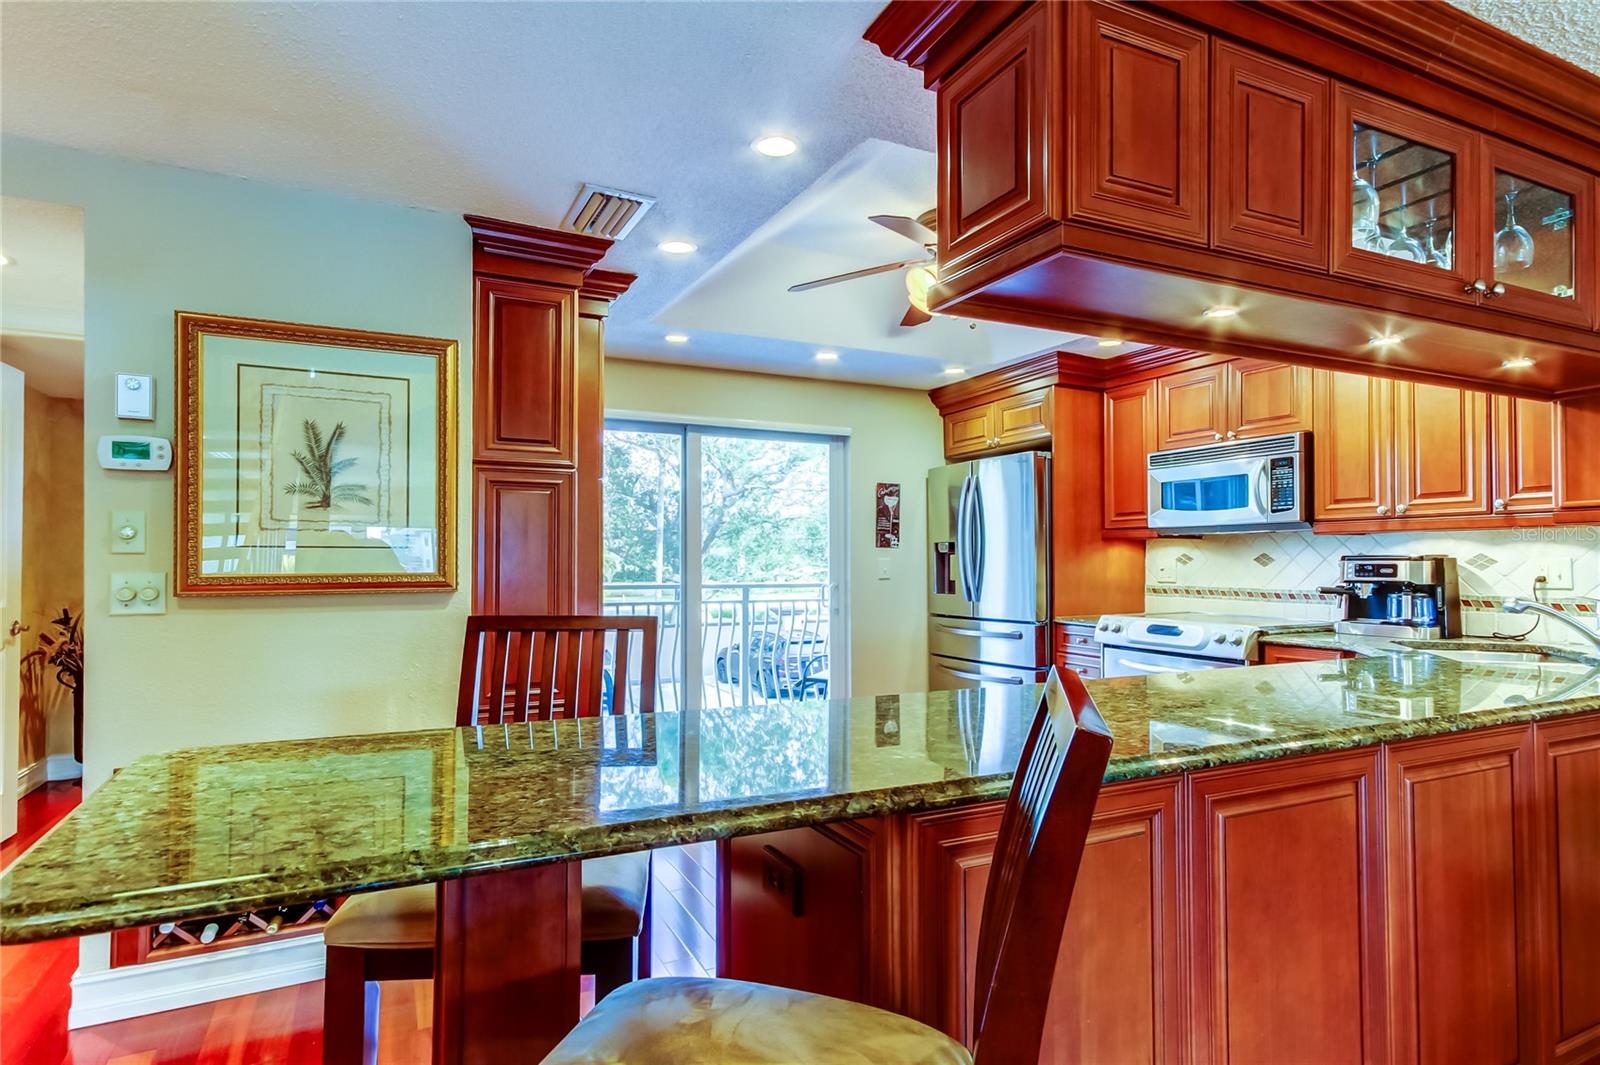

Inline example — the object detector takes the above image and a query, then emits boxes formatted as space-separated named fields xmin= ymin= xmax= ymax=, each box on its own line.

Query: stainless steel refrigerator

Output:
xmin=926 ymin=451 xmax=1051 ymax=690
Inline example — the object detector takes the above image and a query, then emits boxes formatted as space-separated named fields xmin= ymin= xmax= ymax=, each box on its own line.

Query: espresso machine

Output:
xmin=1319 ymin=554 xmax=1461 ymax=639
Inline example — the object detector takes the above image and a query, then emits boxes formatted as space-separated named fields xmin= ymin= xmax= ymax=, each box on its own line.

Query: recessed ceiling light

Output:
xmin=1501 ymin=356 xmax=1536 ymax=370
xmin=664 ymin=333 xmax=690 ymax=344
xmin=1368 ymin=334 xmax=1402 ymax=347
xmin=815 ymin=350 xmax=839 ymax=362
xmin=943 ymin=366 xmax=966 ymax=376
xmin=752 ymin=134 xmax=799 ymax=158
xmin=1096 ymin=339 xmax=1123 ymax=348
xmin=657 ymin=240 xmax=697 ymax=255
xmin=1201 ymin=305 xmax=1239 ymax=319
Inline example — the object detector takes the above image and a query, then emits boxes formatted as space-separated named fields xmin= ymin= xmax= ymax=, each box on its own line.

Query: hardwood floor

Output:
xmin=2 ymin=787 xmax=707 ymax=1063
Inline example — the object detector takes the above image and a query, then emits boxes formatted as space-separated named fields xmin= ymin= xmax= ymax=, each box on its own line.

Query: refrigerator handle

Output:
xmin=956 ymin=473 xmax=976 ymax=602
xmin=970 ymin=474 xmax=986 ymax=601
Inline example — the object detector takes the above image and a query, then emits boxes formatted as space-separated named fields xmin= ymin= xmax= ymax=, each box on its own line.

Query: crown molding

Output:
xmin=465 ymin=215 xmax=613 ymax=276
xmin=580 ymin=268 xmax=637 ymax=303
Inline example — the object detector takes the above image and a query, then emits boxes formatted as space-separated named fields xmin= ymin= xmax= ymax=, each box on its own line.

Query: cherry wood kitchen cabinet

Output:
xmin=1211 ymin=41 xmax=1330 ymax=268
xmin=1053 ymin=621 xmax=1102 ymax=680
xmin=1393 ymin=381 xmax=1491 ymax=519
xmin=1556 ymin=391 xmax=1600 ymax=513
xmin=1493 ymin=395 xmax=1557 ymax=514
xmin=1187 ymin=750 xmax=1386 ymax=1065
xmin=1155 ymin=363 xmax=1229 ymax=449
xmin=1481 ymin=140 xmax=1597 ymax=331
xmin=1384 ymin=726 xmax=1538 ymax=1065
xmin=1104 ymin=378 xmax=1157 ymax=529
xmin=941 ymin=386 xmax=1053 ymax=459
xmin=1067 ymin=0 xmax=1208 ymax=245
xmin=1532 ymin=714 xmax=1600 ymax=1065
xmin=1157 ymin=358 xmax=1312 ymax=449
xmin=1259 ymin=643 xmax=1354 ymax=665
xmin=1313 ymin=370 xmax=1394 ymax=521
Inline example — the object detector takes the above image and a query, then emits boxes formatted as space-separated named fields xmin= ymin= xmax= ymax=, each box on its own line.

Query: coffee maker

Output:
xmin=1319 ymin=554 xmax=1461 ymax=639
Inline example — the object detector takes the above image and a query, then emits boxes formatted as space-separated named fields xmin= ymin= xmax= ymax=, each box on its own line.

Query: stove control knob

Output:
xmin=1110 ymin=623 xmax=1124 ymax=634
xmin=1098 ymin=621 xmax=1109 ymax=631
xmin=1212 ymin=633 xmax=1227 ymax=643
xmin=1228 ymin=633 xmax=1244 ymax=646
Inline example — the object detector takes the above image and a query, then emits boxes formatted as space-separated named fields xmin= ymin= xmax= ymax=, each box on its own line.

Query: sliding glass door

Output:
xmin=603 ymin=420 xmax=846 ymax=711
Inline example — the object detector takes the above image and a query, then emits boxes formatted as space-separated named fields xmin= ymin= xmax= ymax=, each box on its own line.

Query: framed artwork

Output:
xmin=175 ymin=312 xmax=457 ymax=595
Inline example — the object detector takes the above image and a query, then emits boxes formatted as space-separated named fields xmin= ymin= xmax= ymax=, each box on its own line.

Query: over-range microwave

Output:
xmin=1146 ymin=431 xmax=1310 ymax=533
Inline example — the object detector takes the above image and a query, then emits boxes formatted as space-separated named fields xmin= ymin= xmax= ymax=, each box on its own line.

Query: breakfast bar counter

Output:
xmin=4 ymin=651 xmax=1598 ymax=1062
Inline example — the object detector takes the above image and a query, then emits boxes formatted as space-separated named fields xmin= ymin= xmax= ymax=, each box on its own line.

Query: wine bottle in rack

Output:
xmin=264 ymin=909 xmax=285 ymax=935
xmin=199 ymin=922 xmax=220 ymax=944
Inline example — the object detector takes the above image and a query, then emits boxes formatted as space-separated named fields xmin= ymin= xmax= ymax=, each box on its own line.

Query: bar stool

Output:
xmin=322 ymin=615 xmax=660 ymax=1065
xmin=542 ymin=668 xmax=1114 ymax=1064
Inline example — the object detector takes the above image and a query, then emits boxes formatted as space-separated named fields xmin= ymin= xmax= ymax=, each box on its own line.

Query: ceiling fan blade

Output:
xmin=869 ymin=213 xmax=937 ymax=245
xmin=899 ymin=304 xmax=934 ymax=328
xmin=787 ymin=258 xmax=926 ymax=293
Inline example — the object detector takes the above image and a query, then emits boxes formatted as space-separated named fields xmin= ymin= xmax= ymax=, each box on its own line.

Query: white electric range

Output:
xmin=1093 ymin=612 xmax=1318 ymax=677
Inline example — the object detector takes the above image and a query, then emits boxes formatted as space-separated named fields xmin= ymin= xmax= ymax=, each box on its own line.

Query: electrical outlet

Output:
xmin=1533 ymin=557 xmax=1574 ymax=591
xmin=1156 ymin=562 xmax=1177 ymax=585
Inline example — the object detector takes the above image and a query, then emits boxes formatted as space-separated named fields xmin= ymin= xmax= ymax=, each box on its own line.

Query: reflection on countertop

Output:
xmin=4 ymin=652 xmax=1599 ymax=944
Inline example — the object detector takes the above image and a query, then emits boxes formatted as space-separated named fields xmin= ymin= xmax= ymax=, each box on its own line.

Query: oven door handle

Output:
xmin=1110 ymin=656 xmax=1191 ymax=674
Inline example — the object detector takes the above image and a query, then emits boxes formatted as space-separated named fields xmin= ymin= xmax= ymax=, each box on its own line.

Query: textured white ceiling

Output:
xmin=1447 ymin=0 xmax=1600 ymax=75
xmin=0 ymin=196 xmax=85 ymax=397
xmin=2 ymin=2 xmax=1594 ymax=390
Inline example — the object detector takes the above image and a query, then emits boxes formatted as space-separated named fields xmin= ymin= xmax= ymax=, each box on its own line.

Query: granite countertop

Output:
xmin=4 ymin=654 xmax=1599 ymax=944
xmin=1260 ymin=628 xmax=1600 ymax=664
xmin=1053 ymin=614 xmax=1102 ymax=626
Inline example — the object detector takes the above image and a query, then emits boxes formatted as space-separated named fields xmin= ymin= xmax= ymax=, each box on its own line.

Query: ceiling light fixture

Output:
xmin=1201 ymin=305 xmax=1239 ymax=319
xmin=1368 ymin=334 xmax=1402 ymax=348
xmin=1501 ymin=356 xmax=1536 ymax=370
xmin=664 ymin=333 xmax=690 ymax=344
xmin=657 ymin=240 xmax=697 ymax=255
xmin=1096 ymin=339 xmax=1123 ymax=348
xmin=815 ymin=350 xmax=839 ymax=362
xmin=905 ymin=265 xmax=938 ymax=315
xmin=752 ymin=134 xmax=799 ymax=158
xmin=943 ymin=366 xmax=966 ymax=376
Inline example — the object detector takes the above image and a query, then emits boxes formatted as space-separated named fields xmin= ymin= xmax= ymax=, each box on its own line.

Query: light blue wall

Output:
xmin=1 ymin=137 xmax=474 ymax=788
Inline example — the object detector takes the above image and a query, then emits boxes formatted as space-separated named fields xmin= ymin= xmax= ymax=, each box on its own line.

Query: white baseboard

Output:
xmin=16 ymin=760 xmax=46 ymax=795
xmin=68 ymin=932 xmax=327 ymax=1029
xmin=46 ymin=754 xmax=82 ymax=782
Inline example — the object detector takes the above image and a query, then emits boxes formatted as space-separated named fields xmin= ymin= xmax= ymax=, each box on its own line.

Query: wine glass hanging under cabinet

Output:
xmin=1481 ymin=140 xmax=1595 ymax=329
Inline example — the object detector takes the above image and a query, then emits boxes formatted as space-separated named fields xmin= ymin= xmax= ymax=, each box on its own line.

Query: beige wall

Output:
xmin=604 ymin=358 xmax=943 ymax=698
xmin=19 ymin=384 xmax=84 ymax=765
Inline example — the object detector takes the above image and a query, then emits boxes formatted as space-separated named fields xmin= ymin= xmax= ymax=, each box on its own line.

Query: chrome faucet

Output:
xmin=1503 ymin=598 xmax=1600 ymax=652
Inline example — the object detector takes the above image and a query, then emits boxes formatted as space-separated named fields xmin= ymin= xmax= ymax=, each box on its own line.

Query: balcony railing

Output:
xmin=603 ymin=581 xmax=831 ymax=712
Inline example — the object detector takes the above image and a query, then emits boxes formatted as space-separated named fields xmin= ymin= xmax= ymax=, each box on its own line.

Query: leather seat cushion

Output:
xmin=542 ymin=977 xmax=972 ymax=1065
xmin=323 ymin=852 xmax=651 ymax=950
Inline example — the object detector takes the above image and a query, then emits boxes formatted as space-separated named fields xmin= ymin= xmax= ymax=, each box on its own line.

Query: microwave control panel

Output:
xmin=1268 ymin=456 xmax=1297 ymax=513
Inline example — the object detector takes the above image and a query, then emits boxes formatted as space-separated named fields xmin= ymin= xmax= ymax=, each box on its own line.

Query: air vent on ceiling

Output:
xmin=563 ymin=183 xmax=656 ymax=240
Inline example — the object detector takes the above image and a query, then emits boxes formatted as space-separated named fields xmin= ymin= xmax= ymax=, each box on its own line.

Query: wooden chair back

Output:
xmin=457 ymin=615 xmax=659 ymax=725
xmin=969 ymin=668 xmax=1113 ymax=1064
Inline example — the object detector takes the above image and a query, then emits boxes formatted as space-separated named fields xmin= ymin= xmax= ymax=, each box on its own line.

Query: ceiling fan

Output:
xmin=787 ymin=209 xmax=940 ymax=327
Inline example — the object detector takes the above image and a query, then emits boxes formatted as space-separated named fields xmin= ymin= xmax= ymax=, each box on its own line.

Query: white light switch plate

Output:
xmin=876 ymin=557 xmax=892 ymax=581
xmin=110 ymin=510 xmax=146 ymax=554
xmin=110 ymin=572 xmax=166 ymax=615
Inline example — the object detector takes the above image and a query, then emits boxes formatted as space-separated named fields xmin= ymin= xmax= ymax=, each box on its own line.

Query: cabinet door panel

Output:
xmin=1394 ymin=382 xmax=1490 ymax=517
xmin=1385 ymin=728 xmax=1536 ymax=1065
xmin=474 ymin=277 xmax=577 ymax=465
xmin=474 ymin=467 xmax=573 ymax=615
xmin=1230 ymin=359 xmax=1312 ymax=438
xmin=1556 ymin=392 xmax=1600 ymax=510
xmin=1212 ymin=42 xmax=1330 ymax=267
xmin=1492 ymin=395 xmax=1556 ymax=514
xmin=1156 ymin=364 xmax=1229 ymax=449
xmin=1484 ymin=140 xmax=1596 ymax=330
xmin=944 ymin=404 xmax=995 ymax=460
xmin=1188 ymin=750 xmax=1385 ymax=1065
xmin=994 ymin=386 xmax=1053 ymax=449
xmin=1533 ymin=714 xmax=1600 ymax=1065
xmin=938 ymin=6 xmax=1054 ymax=275
xmin=1105 ymin=380 xmax=1156 ymax=528
xmin=1313 ymin=370 xmax=1392 ymax=520
xmin=1068 ymin=1 xmax=1207 ymax=244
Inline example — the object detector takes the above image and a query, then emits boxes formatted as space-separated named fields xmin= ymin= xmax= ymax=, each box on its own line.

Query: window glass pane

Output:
xmin=1495 ymin=171 xmax=1575 ymax=298
xmin=1352 ymin=123 xmax=1455 ymax=271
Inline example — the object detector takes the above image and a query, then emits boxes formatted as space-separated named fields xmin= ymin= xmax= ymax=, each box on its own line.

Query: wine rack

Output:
xmin=111 ymin=897 xmax=345 ymax=966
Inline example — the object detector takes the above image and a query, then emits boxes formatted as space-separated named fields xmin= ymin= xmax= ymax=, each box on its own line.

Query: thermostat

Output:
xmin=115 ymin=373 xmax=155 ymax=420
xmin=97 ymin=435 xmax=172 ymax=471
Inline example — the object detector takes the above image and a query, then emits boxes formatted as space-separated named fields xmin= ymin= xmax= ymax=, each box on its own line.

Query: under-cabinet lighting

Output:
xmin=664 ymin=333 xmax=690 ymax=344
xmin=815 ymin=350 xmax=839 ymax=362
xmin=1368 ymin=334 xmax=1402 ymax=348
xmin=1501 ymin=356 xmax=1536 ymax=370
xmin=1097 ymin=339 xmax=1123 ymax=348
xmin=1201 ymin=305 xmax=1239 ymax=319
xmin=752 ymin=135 xmax=799 ymax=157
xmin=657 ymin=240 xmax=697 ymax=255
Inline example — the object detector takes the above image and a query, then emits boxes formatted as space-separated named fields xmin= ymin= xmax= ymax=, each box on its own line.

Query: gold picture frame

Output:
xmin=175 ymin=311 xmax=457 ymax=595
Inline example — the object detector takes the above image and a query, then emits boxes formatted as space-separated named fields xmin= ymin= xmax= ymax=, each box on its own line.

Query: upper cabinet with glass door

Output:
xmin=1333 ymin=88 xmax=1481 ymax=300
xmin=1480 ymin=140 xmax=1595 ymax=329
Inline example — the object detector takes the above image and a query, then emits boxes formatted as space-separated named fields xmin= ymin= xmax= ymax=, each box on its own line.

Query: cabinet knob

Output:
xmin=1466 ymin=278 xmax=1489 ymax=295
xmin=1226 ymin=430 xmax=1237 ymax=440
xmin=1488 ymin=282 xmax=1507 ymax=298
xmin=1396 ymin=503 xmax=1409 ymax=515
xmin=1494 ymin=498 xmax=1507 ymax=513
xmin=1376 ymin=504 xmax=1390 ymax=516
xmin=1212 ymin=432 xmax=1223 ymax=442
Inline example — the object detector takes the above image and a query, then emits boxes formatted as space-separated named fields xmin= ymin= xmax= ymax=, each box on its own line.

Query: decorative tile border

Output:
xmin=1146 ymin=586 xmax=1596 ymax=615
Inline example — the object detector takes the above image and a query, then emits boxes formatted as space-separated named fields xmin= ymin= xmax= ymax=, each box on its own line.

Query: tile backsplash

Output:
xmin=1145 ymin=527 xmax=1600 ymax=649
